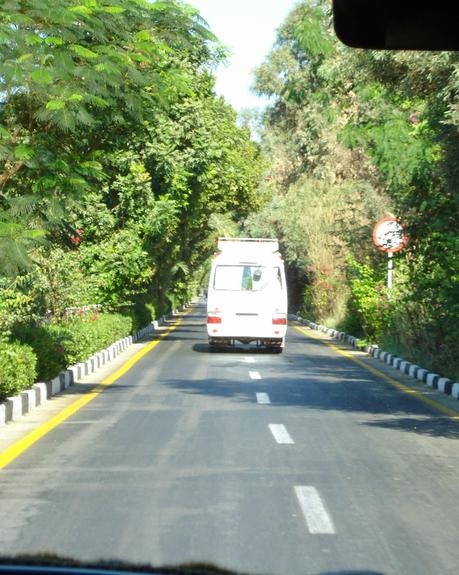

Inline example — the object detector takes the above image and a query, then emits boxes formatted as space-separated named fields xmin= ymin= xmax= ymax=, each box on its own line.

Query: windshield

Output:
xmin=0 ymin=2 xmax=458 ymax=575
xmin=213 ymin=265 xmax=282 ymax=292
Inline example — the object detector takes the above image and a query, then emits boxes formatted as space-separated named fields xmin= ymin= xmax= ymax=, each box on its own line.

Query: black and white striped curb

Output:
xmin=0 ymin=305 xmax=190 ymax=427
xmin=291 ymin=314 xmax=459 ymax=401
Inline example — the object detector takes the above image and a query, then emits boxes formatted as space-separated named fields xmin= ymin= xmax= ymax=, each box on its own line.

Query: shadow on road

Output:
xmin=115 ymin=305 xmax=459 ymax=440
xmin=361 ymin=415 xmax=459 ymax=437
xmin=192 ymin=343 xmax=280 ymax=354
xmin=160 ymin=358 xmax=459 ymax=440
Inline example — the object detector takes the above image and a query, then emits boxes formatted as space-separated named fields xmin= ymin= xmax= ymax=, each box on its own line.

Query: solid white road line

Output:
xmin=249 ymin=370 xmax=262 ymax=380
xmin=269 ymin=424 xmax=295 ymax=444
xmin=294 ymin=486 xmax=336 ymax=534
xmin=256 ymin=392 xmax=271 ymax=404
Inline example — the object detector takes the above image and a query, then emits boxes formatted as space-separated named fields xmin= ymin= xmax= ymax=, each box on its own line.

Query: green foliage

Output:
xmin=0 ymin=0 xmax=215 ymax=147
xmin=33 ymin=247 xmax=100 ymax=319
xmin=302 ymin=268 xmax=341 ymax=325
xmin=0 ymin=218 xmax=46 ymax=275
xmin=0 ymin=0 xmax=220 ymax=274
xmin=0 ymin=0 xmax=265 ymax=389
xmin=293 ymin=2 xmax=334 ymax=60
xmin=252 ymin=0 xmax=459 ymax=379
xmin=245 ymin=176 xmax=386 ymax=321
xmin=382 ymin=232 xmax=459 ymax=379
xmin=78 ymin=228 xmax=154 ymax=308
xmin=62 ymin=311 xmax=133 ymax=366
xmin=16 ymin=323 xmax=68 ymax=382
xmin=128 ymin=300 xmax=156 ymax=333
xmin=0 ymin=276 xmax=38 ymax=341
xmin=341 ymin=258 xmax=390 ymax=342
xmin=0 ymin=341 xmax=37 ymax=401
xmin=18 ymin=312 xmax=133 ymax=381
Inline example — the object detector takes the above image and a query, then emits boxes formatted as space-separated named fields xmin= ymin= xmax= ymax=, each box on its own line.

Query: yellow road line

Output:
xmin=294 ymin=325 xmax=459 ymax=420
xmin=0 ymin=314 xmax=188 ymax=471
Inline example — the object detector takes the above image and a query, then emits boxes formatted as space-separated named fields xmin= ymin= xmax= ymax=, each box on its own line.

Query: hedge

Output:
xmin=16 ymin=312 xmax=133 ymax=382
xmin=62 ymin=312 xmax=133 ymax=365
xmin=0 ymin=341 xmax=37 ymax=402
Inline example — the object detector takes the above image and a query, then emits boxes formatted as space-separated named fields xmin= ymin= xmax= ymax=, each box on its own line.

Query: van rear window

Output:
xmin=213 ymin=265 xmax=282 ymax=291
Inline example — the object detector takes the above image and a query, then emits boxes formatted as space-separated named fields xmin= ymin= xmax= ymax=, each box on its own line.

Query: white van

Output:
xmin=206 ymin=238 xmax=288 ymax=352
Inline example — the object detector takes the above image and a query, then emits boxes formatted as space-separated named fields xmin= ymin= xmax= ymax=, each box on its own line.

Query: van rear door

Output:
xmin=207 ymin=264 xmax=287 ymax=339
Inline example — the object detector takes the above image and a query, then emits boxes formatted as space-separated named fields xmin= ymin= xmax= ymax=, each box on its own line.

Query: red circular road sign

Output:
xmin=372 ymin=217 xmax=408 ymax=253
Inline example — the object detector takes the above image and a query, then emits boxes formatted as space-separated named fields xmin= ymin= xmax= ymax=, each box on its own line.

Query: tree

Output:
xmin=0 ymin=0 xmax=217 ymax=273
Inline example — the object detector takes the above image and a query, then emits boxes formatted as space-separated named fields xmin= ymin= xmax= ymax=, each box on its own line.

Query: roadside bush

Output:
xmin=301 ymin=267 xmax=346 ymax=326
xmin=129 ymin=300 xmax=156 ymax=333
xmin=62 ymin=311 xmax=133 ymax=366
xmin=383 ymin=299 xmax=459 ymax=382
xmin=0 ymin=342 xmax=37 ymax=401
xmin=17 ymin=312 xmax=133 ymax=381
xmin=15 ymin=323 xmax=69 ymax=382
xmin=340 ymin=258 xmax=391 ymax=342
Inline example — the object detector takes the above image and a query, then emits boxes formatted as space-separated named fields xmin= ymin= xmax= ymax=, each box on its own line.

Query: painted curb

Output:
xmin=294 ymin=315 xmax=458 ymax=401
xmin=0 ymin=304 xmax=191 ymax=427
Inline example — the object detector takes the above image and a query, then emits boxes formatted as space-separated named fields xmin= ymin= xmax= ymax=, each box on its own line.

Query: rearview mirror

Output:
xmin=333 ymin=0 xmax=459 ymax=50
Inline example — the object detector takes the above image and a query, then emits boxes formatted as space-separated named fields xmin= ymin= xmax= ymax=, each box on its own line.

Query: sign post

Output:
xmin=372 ymin=217 xmax=408 ymax=298
xmin=387 ymin=252 xmax=393 ymax=292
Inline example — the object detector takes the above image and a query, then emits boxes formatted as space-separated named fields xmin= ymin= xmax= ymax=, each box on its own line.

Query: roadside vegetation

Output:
xmin=0 ymin=0 xmax=263 ymax=399
xmin=246 ymin=0 xmax=458 ymax=380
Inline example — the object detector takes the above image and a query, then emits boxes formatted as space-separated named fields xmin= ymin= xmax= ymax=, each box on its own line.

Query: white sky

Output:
xmin=188 ymin=0 xmax=298 ymax=111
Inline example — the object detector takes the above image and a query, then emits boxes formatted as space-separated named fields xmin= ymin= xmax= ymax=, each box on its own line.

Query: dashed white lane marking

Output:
xmin=269 ymin=424 xmax=295 ymax=444
xmin=294 ymin=486 xmax=336 ymax=534
xmin=249 ymin=370 xmax=262 ymax=380
xmin=244 ymin=357 xmax=256 ymax=363
xmin=256 ymin=392 xmax=271 ymax=404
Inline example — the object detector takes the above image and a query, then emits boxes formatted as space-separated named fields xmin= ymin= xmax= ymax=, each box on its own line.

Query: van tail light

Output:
xmin=207 ymin=312 xmax=222 ymax=324
xmin=272 ymin=314 xmax=287 ymax=325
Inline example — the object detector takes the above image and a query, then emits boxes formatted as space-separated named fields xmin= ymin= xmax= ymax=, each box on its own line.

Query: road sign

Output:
xmin=372 ymin=217 xmax=408 ymax=253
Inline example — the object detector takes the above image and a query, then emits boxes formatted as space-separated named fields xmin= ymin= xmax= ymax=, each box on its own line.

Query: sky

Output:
xmin=188 ymin=0 xmax=298 ymax=111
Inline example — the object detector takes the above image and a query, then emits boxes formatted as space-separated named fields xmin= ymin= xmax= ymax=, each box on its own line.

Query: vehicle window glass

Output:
xmin=213 ymin=265 xmax=282 ymax=292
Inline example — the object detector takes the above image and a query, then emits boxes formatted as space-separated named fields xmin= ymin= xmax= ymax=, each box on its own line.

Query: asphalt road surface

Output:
xmin=0 ymin=303 xmax=458 ymax=575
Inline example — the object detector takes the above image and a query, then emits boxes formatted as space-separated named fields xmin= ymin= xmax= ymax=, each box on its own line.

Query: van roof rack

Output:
xmin=218 ymin=238 xmax=279 ymax=252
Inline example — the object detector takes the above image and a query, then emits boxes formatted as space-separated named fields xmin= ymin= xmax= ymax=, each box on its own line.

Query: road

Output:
xmin=0 ymin=303 xmax=458 ymax=575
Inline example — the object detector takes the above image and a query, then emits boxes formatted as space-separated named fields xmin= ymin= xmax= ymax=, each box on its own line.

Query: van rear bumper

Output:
xmin=208 ymin=336 xmax=285 ymax=348
xmin=206 ymin=323 xmax=287 ymax=338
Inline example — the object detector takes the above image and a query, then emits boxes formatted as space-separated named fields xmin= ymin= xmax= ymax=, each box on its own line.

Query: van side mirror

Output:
xmin=333 ymin=0 xmax=459 ymax=50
